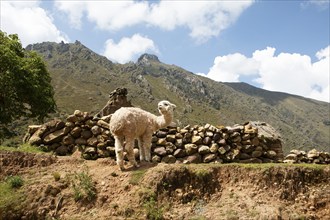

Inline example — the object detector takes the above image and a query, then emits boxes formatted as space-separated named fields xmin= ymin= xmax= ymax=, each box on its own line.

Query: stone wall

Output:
xmin=284 ymin=149 xmax=330 ymax=164
xmin=24 ymin=109 xmax=287 ymax=164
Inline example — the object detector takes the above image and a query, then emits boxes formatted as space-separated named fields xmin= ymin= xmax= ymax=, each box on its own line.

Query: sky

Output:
xmin=1 ymin=0 xmax=329 ymax=102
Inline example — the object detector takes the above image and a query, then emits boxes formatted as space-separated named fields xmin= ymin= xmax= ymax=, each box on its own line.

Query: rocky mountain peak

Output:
xmin=137 ymin=53 xmax=160 ymax=66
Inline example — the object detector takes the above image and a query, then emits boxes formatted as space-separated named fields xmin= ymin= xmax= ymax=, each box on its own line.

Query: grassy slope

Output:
xmin=23 ymin=41 xmax=330 ymax=154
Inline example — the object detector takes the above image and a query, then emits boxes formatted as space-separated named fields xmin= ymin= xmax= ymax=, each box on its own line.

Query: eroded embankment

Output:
xmin=141 ymin=164 xmax=330 ymax=219
xmin=1 ymin=150 xmax=329 ymax=220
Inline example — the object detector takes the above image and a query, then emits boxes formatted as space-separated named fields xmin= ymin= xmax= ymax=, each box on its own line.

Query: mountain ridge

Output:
xmin=26 ymin=41 xmax=330 ymax=153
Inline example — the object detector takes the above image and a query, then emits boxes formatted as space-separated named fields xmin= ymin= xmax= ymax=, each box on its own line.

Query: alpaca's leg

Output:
xmin=114 ymin=136 xmax=125 ymax=170
xmin=126 ymin=138 xmax=139 ymax=168
xmin=138 ymin=137 xmax=146 ymax=161
xmin=142 ymin=134 xmax=152 ymax=162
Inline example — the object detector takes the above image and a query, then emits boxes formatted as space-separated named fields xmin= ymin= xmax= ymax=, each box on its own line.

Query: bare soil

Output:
xmin=1 ymin=150 xmax=329 ymax=220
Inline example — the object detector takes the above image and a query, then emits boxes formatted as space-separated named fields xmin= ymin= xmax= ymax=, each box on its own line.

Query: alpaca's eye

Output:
xmin=164 ymin=103 xmax=168 ymax=106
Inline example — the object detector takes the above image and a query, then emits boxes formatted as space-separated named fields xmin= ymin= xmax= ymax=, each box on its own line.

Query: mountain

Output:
xmin=26 ymin=41 xmax=330 ymax=154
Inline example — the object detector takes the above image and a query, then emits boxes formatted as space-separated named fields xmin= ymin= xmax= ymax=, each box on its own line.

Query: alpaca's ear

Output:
xmin=171 ymin=103 xmax=177 ymax=109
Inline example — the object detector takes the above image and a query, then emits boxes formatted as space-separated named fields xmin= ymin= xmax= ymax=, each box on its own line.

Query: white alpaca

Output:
xmin=109 ymin=100 xmax=176 ymax=170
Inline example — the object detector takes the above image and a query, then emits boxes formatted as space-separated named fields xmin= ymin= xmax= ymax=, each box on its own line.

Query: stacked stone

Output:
xmin=149 ymin=123 xmax=282 ymax=164
xmin=24 ymin=112 xmax=284 ymax=163
xmin=284 ymin=149 xmax=330 ymax=164
xmin=25 ymin=110 xmax=115 ymax=160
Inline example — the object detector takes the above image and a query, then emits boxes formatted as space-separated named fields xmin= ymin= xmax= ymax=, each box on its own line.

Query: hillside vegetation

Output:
xmin=25 ymin=41 xmax=329 ymax=154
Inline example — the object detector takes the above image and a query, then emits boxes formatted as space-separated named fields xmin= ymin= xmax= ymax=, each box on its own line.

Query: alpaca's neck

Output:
xmin=156 ymin=113 xmax=173 ymax=129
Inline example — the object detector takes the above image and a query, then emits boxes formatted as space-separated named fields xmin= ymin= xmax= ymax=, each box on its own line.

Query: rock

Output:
xmin=205 ymin=131 xmax=214 ymax=137
xmin=285 ymin=153 xmax=297 ymax=160
xmin=244 ymin=124 xmax=258 ymax=134
xmin=156 ymin=131 xmax=167 ymax=138
xmin=184 ymin=144 xmax=198 ymax=155
xmin=203 ymin=136 xmax=212 ymax=145
xmin=28 ymin=135 xmax=43 ymax=145
xmin=162 ymin=155 xmax=176 ymax=163
xmin=85 ymin=119 xmax=96 ymax=127
xmin=198 ymin=145 xmax=210 ymax=155
xmin=251 ymin=150 xmax=263 ymax=158
xmin=87 ymin=137 xmax=98 ymax=146
xmin=283 ymin=159 xmax=296 ymax=164
xmin=184 ymin=154 xmax=202 ymax=164
xmin=239 ymin=153 xmax=251 ymax=160
xmin=27 ymin=119 xmax=64 ymax=145
xmin=55 ymin=145 xmax=69 ymax=156
xmin=151 ymin=136 xmax=158 ymax=143
xmin=191 ymin=135 xmax=203 ymax=145
xmin=66 ymin=115 xmax=78 ymax=123
xmin=251 ymin=137 xmax=259 ymax=146
xmin=242 ymin=134 xmax=250 ymax=141
xmin=242 ymin=145 xmax=255 ymax=153
xmin=218 ymin=139 xmax=226 ymax=146
xmin=106 ymin=147 xmax=116 ymax=156
xmin=231 ymin=135 xmax=242 ymax=143
xmin=70 ymin=127 xmax=82 ymax=138
xmin=75 ymin=137 xmax=87 ymax=145
xmin=81 ymin=130 xmax=93 ymax=139
xmin=175 ymin=139 xmax=184 ymax=148
xmin=97 ymin=120 xmax=110 ymax=130
xmin=218 ymin=146 xmax=227 ymax=155
xmin=266 ymin=150 xmax=277 ymax=159
xmin=74 ymin=110 xmax=84 ymax=117
xmin=209 ymin=143 xmax=219 ymax=153
xmin=62 ymin=135 xmax=75 ymax=145
xmin=154 ymin=147 xmax=167 ymax=156
xmin=183 ymin=133 xmax=192 ymax=143
xmin=152 ymin=155 xmax=162 ymax=163
xmin=43 ymin=128 xmax=67 ymax=144
xmin=239 ymin=158 xmax=263 ymax=163
xmin=307 ymin=149 xmax=319 ymax=158
xmin=175 ymin=133 xmax=183 ymax=139
xmin=203 ymin=153 xmax=217 ymax=163
xmin=166 ymin=135 xmax=176 ymax=143
xmin=165 ymin=142 xmax=176 ymax=154
xmin=173 ymin=149 xmax=186 ymax=158
xmin=213 ymin=133 xmax=221 ymax=142
xmin=91 ymin=125 xmax=102 ymax=135
xmin=157 ymin=138 xmax=167 ymax=146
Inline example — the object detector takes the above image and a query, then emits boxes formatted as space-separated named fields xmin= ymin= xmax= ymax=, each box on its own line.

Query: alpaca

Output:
xmin=109 ymin=100 xmax=176 ymax=170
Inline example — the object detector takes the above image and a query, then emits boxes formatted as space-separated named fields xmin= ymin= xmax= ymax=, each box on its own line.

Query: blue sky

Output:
xmin=1 ymin=0 xmax=329 ymax=102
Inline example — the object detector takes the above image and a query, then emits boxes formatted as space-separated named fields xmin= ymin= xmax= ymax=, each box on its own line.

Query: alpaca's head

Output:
xmin=158 ymin=100 xmax=176 ymax=115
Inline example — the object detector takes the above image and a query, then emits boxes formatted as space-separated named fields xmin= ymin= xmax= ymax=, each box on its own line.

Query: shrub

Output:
xmin=52 ymin=172 xmax=61 ymax=181
xmin=7 ymin=176 xmax=24 ymax=188
xmin=70 ymin=169 xmax=96 ymax=202
xmin=144 ymin=197 xmax=164 ymax=220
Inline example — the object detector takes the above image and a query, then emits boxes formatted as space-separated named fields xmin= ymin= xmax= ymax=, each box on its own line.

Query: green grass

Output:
xmin=69 ymin=169 xmax=96 ymax=202
xmin=143 ymin=197 xmax=164 ymax=220
xmin=0 ymin=180 xmax=26 ymax=214
xmin=6 ymin=176 xmax=24 ymax=188
xmin=52 ymin=172 xmax=61 ymax=182
xmin=129 ymin=169 xmax=148 ymax=185
xmin=0 ymin=143 xmax=46 ymax=154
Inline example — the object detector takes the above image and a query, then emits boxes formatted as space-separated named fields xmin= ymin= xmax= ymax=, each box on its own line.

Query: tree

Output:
xmin=0 ymin=31 xmax=56 ymax=138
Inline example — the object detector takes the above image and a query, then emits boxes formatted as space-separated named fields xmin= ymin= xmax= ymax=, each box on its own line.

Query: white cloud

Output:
xmin=54 ymin=1 xmax=86 ymax=29
xmin=102 ymin=34 xmax=158 ymax=64
xmin=301 ymin=0 xmax=329 ymax=10
xmin=54 ymin=0 xmax=254 ymax=42
xmin=0 ymin=0 xmax=68 ymax=47
xmin=202 ymin=46 xmax=330 ymax=102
